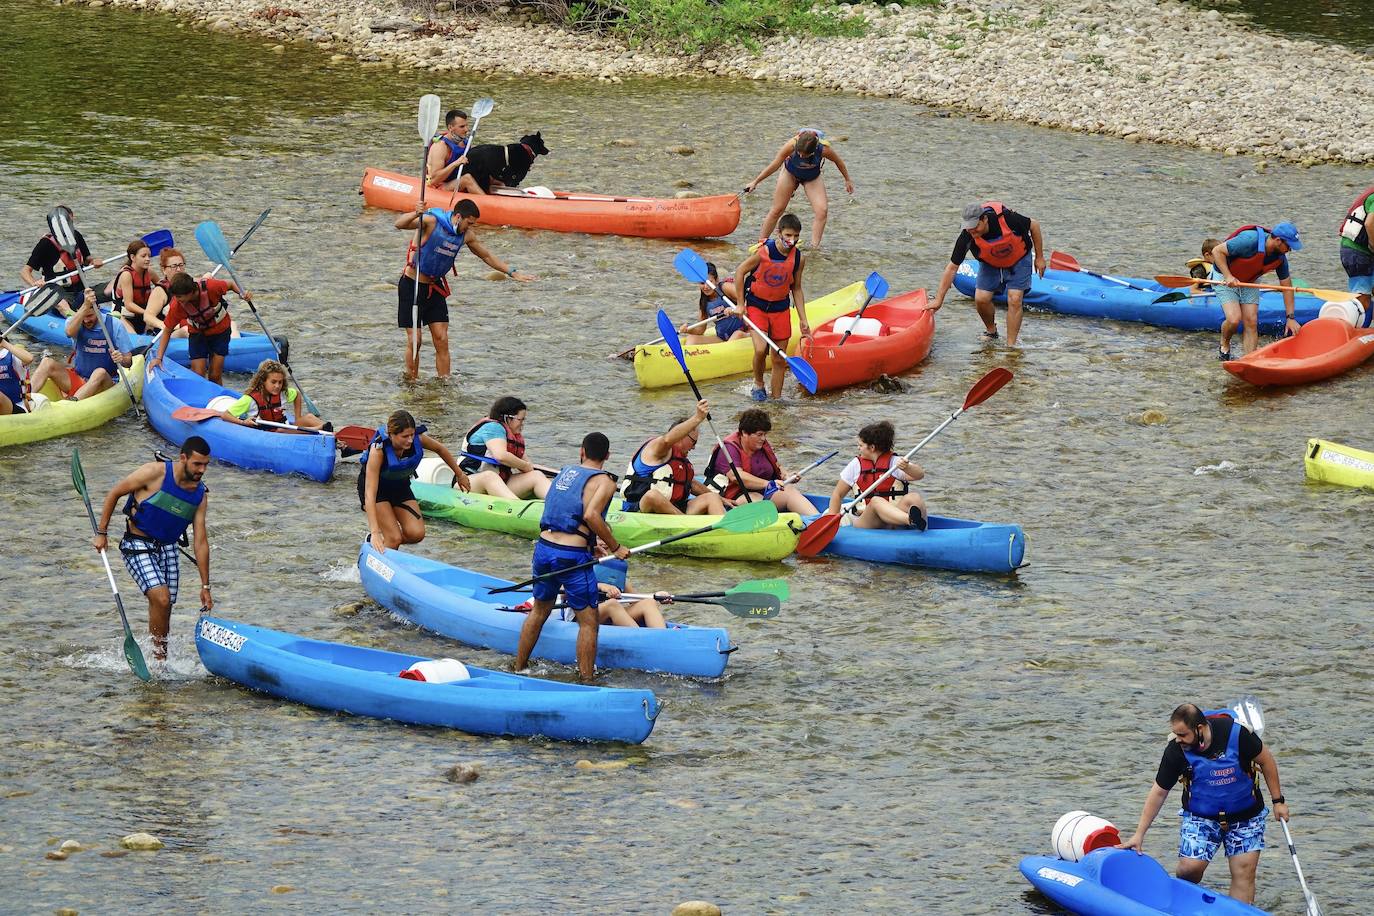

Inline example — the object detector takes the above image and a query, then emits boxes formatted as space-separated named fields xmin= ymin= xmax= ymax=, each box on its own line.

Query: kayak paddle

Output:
xmin=1154 ymin=274 xmax=1350 ymax=302
xmin=674 ymin=247 xmax=818 ymax=393
xmin=410 ymin=94 xmax=442 ymax=361
xmin=624 ymin=590 xmax=781 ymax=619
xmin=208 ymin=209 xmax=272 ymax=279
xmin=612 ymin=248 xmax=739 ymax=358
xmin=171 ymin=405 xmax=339 ymax=437
xmin=836 ymin=271 xmax=890 ymax=347
xmin=99 ymin=310 xmax=141 ymax=421
xmin=71 ymin=448 xmax=151 ymax=682
xmin=1280 ymin=819 xmax=1324 ymax=916
xmin=797 ymin=367 xmax=1013 ymax=557
xmin=1046 ymin=250 xmax=1184 ymax=300
xmin=782 ymin=450 xmax=839 ymax=487
xmin=451 ymin=96 xmax=494 ymax=190
xmin=488 ymin=500 xmax=780 ymax=594
xmin=655 ymin=307 xmax=755 ymax=502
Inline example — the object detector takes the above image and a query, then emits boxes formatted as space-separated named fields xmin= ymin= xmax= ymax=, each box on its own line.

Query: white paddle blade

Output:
xmin=1230 ymin=695 xmax=1265 ymax=739
xmin=418 ymin=94 xmax=442 ymax=141
xmin=523 ymin=186 xmax=555 ymax=199
xmin=471 ymin=96 xmax=494 ymax=118
xmin=48 ymin=207 xmax=78 ymax=254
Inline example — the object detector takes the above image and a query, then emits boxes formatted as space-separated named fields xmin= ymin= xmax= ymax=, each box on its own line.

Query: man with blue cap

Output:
xmin=1210 ymin=221 xmax=1303 ymax=359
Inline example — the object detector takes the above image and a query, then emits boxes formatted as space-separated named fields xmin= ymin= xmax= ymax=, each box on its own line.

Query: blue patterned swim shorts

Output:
xmin=1178 ymin=808 xmax=1267 ymax=861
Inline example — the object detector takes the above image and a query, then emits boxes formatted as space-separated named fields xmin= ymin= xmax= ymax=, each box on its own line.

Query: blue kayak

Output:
xmin=0 ymin=289 xmax=282 ymax=374
xmin=143 ymin=359 xmax=336 ymax=481
xmin=1019 ymin=849 xmax=1270 ymax=915
xmin=952 ymin=262 xmax=1324 ymax=332
xmin=358 ymin=542 xmax=737 ymax=678
xmin=195 ymin=615 xmax=660 ymax=743
xmin=801 ymin=494 xmax=1026 ymax=574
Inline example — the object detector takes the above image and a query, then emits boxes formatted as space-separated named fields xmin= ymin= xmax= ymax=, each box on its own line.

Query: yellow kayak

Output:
xmin=0 ymin=356 xmax=145 ymax=448
xmin=1304 ymin=438 xmax=1374 ymax=491
xmin=633 ymin=280 xmax=867 ymax=388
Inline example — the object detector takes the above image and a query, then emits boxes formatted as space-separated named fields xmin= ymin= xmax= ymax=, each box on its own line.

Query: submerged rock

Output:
xmin=444 ymin=763 xmax=480 ymax=784
xmin=120 ymin=833 xmax=164 ymax=851
xmin=671 ymin=903 xmax=722 ymax=916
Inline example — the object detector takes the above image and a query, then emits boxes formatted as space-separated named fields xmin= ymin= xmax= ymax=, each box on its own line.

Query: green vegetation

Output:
xmin=560 ymin=0 xmax=867 ymax=52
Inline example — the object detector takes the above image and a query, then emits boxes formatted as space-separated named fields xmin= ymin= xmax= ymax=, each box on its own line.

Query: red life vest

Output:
xmin=44 ymin=233 xmax=86 ymax=285
xmin=249 ymin=387 xmax=287 ymax=423
xmin=708 ymin=431 xmax=781 ymax=499
xmin=112 ymin=265 xmax=153 ymax=308
xmin=182 ymin=280 xmax=230 ymax=332
xmin=853 ymin=452 xmax=910 ymax=502
xmin=968 ymin=202 xmax=1030 ymax=269
xmin=746 ymin=240 xmax=799 ymax=304
xmin=619 ymin=438 xmax=695 ymax=510
xmin=459 ymin=417 xmax=525 ymax=481
xmin=1340 ymin=185 xmax=1374 ymax=253
xmin=1223 ymin=225 xmax=1286 ymax=283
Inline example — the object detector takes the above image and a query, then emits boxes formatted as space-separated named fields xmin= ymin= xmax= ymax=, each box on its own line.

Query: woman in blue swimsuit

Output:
xmin=743 ymin=129 xmax=854 ymax=252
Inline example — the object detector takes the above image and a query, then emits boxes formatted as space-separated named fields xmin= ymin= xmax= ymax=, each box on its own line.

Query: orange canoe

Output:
xmin=359 ymin=168 xmax=740 ymax=239
xmin=799 ymin=288 xmax=935 ymax=392
xmin=1224 ymin=317 xmax=1374 ymax=386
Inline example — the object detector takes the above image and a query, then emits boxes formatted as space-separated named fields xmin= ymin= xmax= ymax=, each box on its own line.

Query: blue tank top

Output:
xmin=706 ymin=293 xmax=743 ymax=339
xmin=72 ymin=319 xmax=117 ymax=379
xmin=127 ymin=461 xmax=206 ymax=544
xmin=361 ymin=425 xmax=427 ymax=480
xmin=540 ymin=465 xmax=608 ymax=544
xmin=1183 ymin=712 xmax=1259 ymax=818
xmin=415 ymin=208 xmax=467 ymax=279
xmin=0 ymin=350 xmax=23 ymax=404
xmin=593 ymin=557 xmax=628 ymax=590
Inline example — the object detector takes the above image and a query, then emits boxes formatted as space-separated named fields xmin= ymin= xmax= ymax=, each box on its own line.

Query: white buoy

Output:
xmin=398 ymin=658 xmax=471 ymax=683
xmin=832 ymin=316 xmax=883 ymax=338
xmin=1052 ymin=810 xmax=1121 ymax=862
xmin=1318 ymin=298 xmax=1363 ymax=327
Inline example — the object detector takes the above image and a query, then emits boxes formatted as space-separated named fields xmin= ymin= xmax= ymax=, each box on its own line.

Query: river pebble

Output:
xmin=671 ymin=903 xmax=722 ymax=916
xmin=119 ymin=832 xmax=164 ymax=851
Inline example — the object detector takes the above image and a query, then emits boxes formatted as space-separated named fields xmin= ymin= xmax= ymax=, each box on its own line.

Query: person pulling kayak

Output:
xmin=91 ymin=436 xmax=214 ymax=661
xmin=1338 ymin=185 xmax=1374 ymax=326
xmin=680 ymin=262 xmax=746 ymax=345
xmin=734 ymin=213 xmax=811 ymax=402
xmin=1118 ymin=703 xmax=1291 ymax=906
xmin=393 ymin=199 xmax=536 ymax=380
xmin=360 ymin=409 xmax=470 ymax=551
xmin=148 ymin=272 xmax=249 ymax=384
xmin=1212 ymin=221 xmax=1303 ymax=359
xmin=106 ymin=239 xmax=160 ymax=335
xmin=743 ymin=129 xmax=854 ymax=252
xmin=27 ymin=290 xmax=135 ymax=402
xmin=514 ymin=432 xmax=630 ymax=680
xmin=821 ymin=420 xmax=927 ymax=530
xmin=427 ymin=108 xmax=470 ymax=189
xmin=458 ymin=396 xmax=550 ymax=500
xmin=20 ymin=206 xmax=105 ymax=315
xmin=0 ymin=339 xmax=35 ymax=415
xmin=619 ymin=399 xmax=728 ymax=516
xmin=218 ymin=359 xmax=327 ymax=432
xmin=705 ymin=408 xmax=814 ymax=516
xmin=929 ymin=201 xmax=1046 ymax=348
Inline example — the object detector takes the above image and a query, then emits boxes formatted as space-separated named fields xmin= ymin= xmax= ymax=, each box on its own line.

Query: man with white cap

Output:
xmin=929 ymin=201 xmax=1045 ymax=347
xmin=1211 ymin=221 xmax=1303 ymax=359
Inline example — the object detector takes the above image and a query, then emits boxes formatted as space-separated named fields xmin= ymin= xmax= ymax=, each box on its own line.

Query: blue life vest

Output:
xmin=439 ymin=135 xmax=468 ymax=171
xmin=414 ymin=208 xmax=466 ymax=279
xmin=706 ymin=293 xmax=743 ymax=339
xmin=361 ymin=425 xmax=427 ymax=480
xmin=0 ymin=349 xmax=23 ymax=404
xmin=72 ymin=318 xmax=117 ymax=379
xmin=1183 ymin=711 xmax=1259 ymax=818
xmin=784 ymin=129 xmax=826 ymax=183
xmin=541 ymin=465 xmax=608 ymax=544
xmin=125 ymin=461 xmax=206 ymax=545
xmin=593 ymin=557 xmax=628 ymax=590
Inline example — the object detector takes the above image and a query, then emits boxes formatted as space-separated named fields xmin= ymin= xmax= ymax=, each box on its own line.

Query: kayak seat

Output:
xmin=1094 ymin=849 xmax=1172 ymax=909
xmin=1288 ymin=317 xmax=1354 ymax=358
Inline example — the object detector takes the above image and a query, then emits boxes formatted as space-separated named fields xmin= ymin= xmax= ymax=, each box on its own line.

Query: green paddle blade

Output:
xmin=717 ymin=499 xmax=779 ymax=533
xmin=71 ymin=448 xmax=87 ymax=496
xmin=715 ymin=591 xmax=781 ymax=619
xmin=730 ymin=578 xmax=789 ymax=601
xmin=124 ymin=630 xmax=152 ymax=682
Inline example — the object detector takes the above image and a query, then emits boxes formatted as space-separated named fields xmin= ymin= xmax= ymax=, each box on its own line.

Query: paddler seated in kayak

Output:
xmin=360 ymin=409 xmax=470 ymax=551
xmin=217 ymin=359 xmax=327 ymax=432
xmin=458 ymin=396 xmax=550 ymax=500
xmin=1186 ymin=237 xmax=1222 ymax=295
xmin=141 ymin=249 xmax=197 ymax=338
xmin=106 ymin=239 xmax=160 ymax=335
xmin=743 ymin=129 xmax=854 ymax=252
xmin=929 ymin=201 xmax=1046 ymax=348
xmin=734 ymin=213 xmax=811 ymax=402
xmin=26 ymin=290 xmax=135 ymax=402
xmin=427 ymin=109 xmax=470 ymax=189
xmin=148 ymin=272 xmax=249 ymax=385
xmin=0 ymin=339 xmax=36 ymax=415
xmin=1211 ymin=221 xmax=1303 ymax=360
xmin=21 ymin=206 xmax=105 ymax=315
xmin=680 ymin=262 xmax=746 ymax=345
xmin=618 ymin=399 xmax=728 ymax=516
xmin=514 ymin=432 xmax=631 ymax=680
xmin=821 ymin=421 xmax=927 ymax=530
xmin=705 ymin=408 xmax=815 ymax=516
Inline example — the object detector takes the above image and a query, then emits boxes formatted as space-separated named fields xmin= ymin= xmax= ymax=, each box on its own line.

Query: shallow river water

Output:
xmin=1 ymin=1 xmax=1371 ymax=912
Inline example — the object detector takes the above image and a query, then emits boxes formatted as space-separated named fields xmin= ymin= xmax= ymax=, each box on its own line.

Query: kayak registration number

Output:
xmin=1035 ymin=866 xmax=1083 ymax=888
xmin=366 ymin=553 xmax=395 ymax=583
xmin=199 ymin=620 xmax=246 ymax=653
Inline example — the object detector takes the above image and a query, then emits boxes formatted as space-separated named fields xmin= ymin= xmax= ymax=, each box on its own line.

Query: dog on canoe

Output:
xmin=456 ymin=132 xmax=550 ymax=194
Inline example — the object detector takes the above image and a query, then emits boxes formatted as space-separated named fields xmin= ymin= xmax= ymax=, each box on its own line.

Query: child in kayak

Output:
xmin=1187 ymin=237 xmax=1222 ymax=295
xmin=217 ymin=359 xmax=327 ymax=432
xmin=734 ymin=213 xmax=811 ymax=402
xmin=680 ymin=262 xmax=746 ymax=345
xmin=743 ymin=129 xmax=854 ymax=251
xmin=822 ymin=421 xmax=928 ymax=530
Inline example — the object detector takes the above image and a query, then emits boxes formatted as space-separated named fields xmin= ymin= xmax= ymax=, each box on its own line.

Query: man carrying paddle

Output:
xmin=91 ymin=436 xmax=213 ymax=662
xmin=734 ymin=213 xmax=810 ymax=402
xmin=393 ymin=199 xmax=535 ymax=379
xmin=21 ymin=206 xmax=105 ymax=315
xmin=1212 ymin=222 xmax=1302 ymax=359
xmin=514 ymin=432 xmax=630 ymax=680
xmin=27 ymin=290 xmax=134 ymax=402
xmin=619 ymin=399 xmax=729 ymax=516
xmin=1118 ymin=703 xmax=1289 ymax=906
xmin=148 ymin=272 xmax=248 ymax=384
xmin=427 ymin=109 xmax=470 ymax=189
xmin=929 ymin=201 xmax=1045 ymax=348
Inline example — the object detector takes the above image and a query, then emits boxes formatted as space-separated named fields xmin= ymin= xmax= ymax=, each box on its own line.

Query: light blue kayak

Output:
xmin=143 ymin=359 xmax=336 ymax=481
xmin=1019 ymin=848 xmax=1269 ymax=915
xmin=952 ymin=262 xmax=1324 ymax=332
xmin=358 ymin=542 xmax=737 ymax=678
xmin=195 ymin=615 xmax=660 ymax=743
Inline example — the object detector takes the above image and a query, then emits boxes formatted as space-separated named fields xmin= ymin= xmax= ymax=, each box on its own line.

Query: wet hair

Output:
xmin=1170 ymin=704 xmax=1206 ymax=730
xmin=168 ymin=273 xmax=198 ymax=297
xmin=858 ymin=420 xmax=895 ymax=453
xmin=795 ymin=130 xmax=819 ymax=156
xmin=738 ymin=408 xmax=772 ymax=435
xmin=386 ymin=409 xmax=417 ymax=435
xmin=1201 ymin=238 xmax=1220 ymax=257
xmin=158 ymin=247 xmax=185 ymax=270
xmin=582 ymin=432 xmax=610 ymax=461
xmin=445 ymin=109 xmax=468 ymax=127
xmin=126 ymin=239 xmax=150 ymax=260
xmin=778 ymin=213 xmax=802 ymax=234
xmin=180 ymin=435 xmax=211 ymax=458
xmin=246 ymin=359 xmax=288 ymax=396
xmin=490 ymin=396 xmax=527 ymax=424
xmin=453 ymin=199 xmax=480 ymax=220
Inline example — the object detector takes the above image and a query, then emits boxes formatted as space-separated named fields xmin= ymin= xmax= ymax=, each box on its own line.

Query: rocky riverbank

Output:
xmin=64 ymin=0 xmax=1374 ymax=165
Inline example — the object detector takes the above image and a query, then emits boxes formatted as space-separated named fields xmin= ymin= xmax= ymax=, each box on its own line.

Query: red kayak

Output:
xmin=799 ymin=288 xmax=935 ymax=392
xmin=1224 ymin=317 xmax=1374 ymax=386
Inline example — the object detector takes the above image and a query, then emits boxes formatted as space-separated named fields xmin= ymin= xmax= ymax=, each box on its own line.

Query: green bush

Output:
xmin=565 ymin=0 xmax=866 ymax=52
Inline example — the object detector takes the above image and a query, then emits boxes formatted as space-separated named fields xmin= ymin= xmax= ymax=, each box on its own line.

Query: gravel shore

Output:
xmin=69 ymin=0 xmax=1374 ymax=165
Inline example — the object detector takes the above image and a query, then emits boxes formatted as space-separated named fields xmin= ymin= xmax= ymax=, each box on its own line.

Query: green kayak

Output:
xmin=412 ymin=483 xmax=801 ymax=562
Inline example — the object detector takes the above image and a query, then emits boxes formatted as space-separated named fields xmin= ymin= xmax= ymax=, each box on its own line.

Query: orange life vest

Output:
xmin=1223 ymin=225 xmax=1286 ymax=283
xmin=968 ymin=202 xmax=1030 ymax=269
xmin=249 ymin=388 xmax=287 ymax=424
xmin=745 ymin=240 xmax=799 ymax=306
xmin=853 ymin=452 xmax=910 ymax=502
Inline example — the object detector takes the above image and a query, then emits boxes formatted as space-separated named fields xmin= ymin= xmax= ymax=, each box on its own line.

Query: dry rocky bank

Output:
xmin=69 ymin=0 xmax=1374 ymax=165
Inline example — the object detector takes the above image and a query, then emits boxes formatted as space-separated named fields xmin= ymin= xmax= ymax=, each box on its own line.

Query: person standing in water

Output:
xmin=743 ymin=129 xmax=854 ymax=252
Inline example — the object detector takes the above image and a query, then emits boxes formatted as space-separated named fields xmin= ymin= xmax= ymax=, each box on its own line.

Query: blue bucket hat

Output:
xmin=1271 ymin=221 xmax=1303 ymax=251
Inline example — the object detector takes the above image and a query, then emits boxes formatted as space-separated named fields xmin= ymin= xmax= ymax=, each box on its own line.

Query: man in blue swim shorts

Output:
xmin=929 ymin=201 xmax=1046 ymax=347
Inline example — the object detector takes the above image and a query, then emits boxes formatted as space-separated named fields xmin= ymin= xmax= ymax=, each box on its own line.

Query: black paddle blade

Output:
xmin=1152 ymin=291 xmax=1187 ymax=303
xmin=716 ymin=592 xmax=781 ymax=619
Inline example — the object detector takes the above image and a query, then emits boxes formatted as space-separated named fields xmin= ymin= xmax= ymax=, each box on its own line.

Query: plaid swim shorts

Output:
xmin=120 ymin=534 xmax=181 ymax=603
xmin=1178 ymin=808 xmax=1267 ymax=861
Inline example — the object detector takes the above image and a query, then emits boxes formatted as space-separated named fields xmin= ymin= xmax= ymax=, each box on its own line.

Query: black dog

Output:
xmin=462 ymin=132 xmax=550 ymax=194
